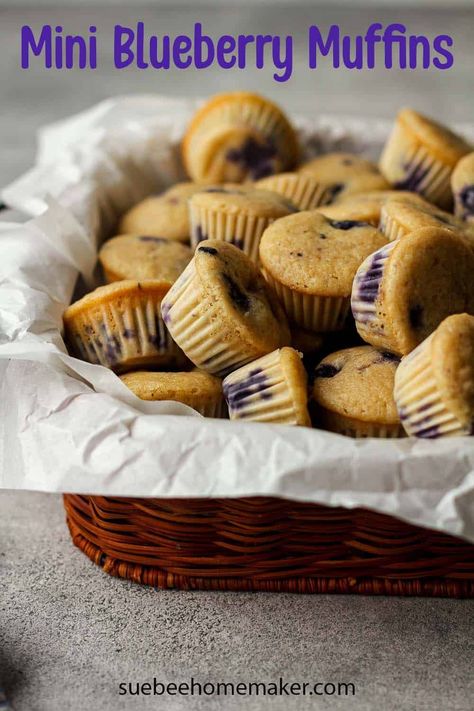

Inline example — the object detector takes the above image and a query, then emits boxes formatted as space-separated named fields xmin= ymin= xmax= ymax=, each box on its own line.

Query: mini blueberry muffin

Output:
xmin=118 ymin=182 xmax=201 ymax=242
xmin=161 ymin=240 xmax=290 ymax=376
xmin=311 ymin=346 xmax=403 ymax=438
xmin=64 ymin=280 xmax=181 ymax=372
xmin=379 ymin=109 xmax=471 ymax=209
xmin=182 ymin=92 xmax=299 ymax=183
xmin=259 ymin=211 xmax=387 ymax=332
xmin=379 ymin=198 xmax=474 ymax=245
xmin=452 ymin=152 xmax=474 ymax=222
xmin=223 ymin=347 xmax=311 ymax=425
xmin=394 ymin=313 xmax=474 ymax=438
xmin=351 ymin=227 xmax=474 ymax=356
xmin=99 ymin=235 xmax=192 ymax=283
xmin=323 ymin=190 xmax=428 ymax=226
xmin=255 ymin=172 xmax=332 ymax=211
xmin=120 ymin=370 xmax=227 ymax=418
xmin=189 ymin=185 xmax=296 ymax=263
xmin=298 ymin=153 xmax=390 ymax=203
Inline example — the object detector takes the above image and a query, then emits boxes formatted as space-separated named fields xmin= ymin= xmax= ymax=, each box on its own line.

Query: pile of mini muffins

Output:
xmin=63 ymin=92 xmax=474 ymax=439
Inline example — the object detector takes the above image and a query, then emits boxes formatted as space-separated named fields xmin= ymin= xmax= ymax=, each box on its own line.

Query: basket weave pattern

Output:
xmin=64 ymin=495 xmax=474 ymax=597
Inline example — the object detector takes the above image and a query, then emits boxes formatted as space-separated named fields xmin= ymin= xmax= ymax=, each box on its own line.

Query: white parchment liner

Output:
xmin=1 ymin=95 xmax=474 ymax=543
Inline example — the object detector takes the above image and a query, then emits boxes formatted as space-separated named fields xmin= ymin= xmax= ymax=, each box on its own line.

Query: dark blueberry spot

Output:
xmin=203 ymin=187 xmax=244 ymax=195
xmin=148 ymin=334 xmax=161 ymax=347
xmin=342 ymin=158 xmax=354 ymax=166
xmin=409 ymin=304 xmax=424 ymax=330
xmin=223 ymin=368 xmax=270 ymax=411
xmin=354 ymin=251 xmax=386 ymax=304
xmin=328 ymin=219 xmax=369 ymax=231
xmin=319 ymin=233 xmax=327 ymax=240
xmin=314 ymin=363 xmax=340 ymax=378
xmin=395 ymin=162 xmax=430 ymax=192
xmin=104 ymin=334 xmax=122 ymax=363
xmin=222 ymin=274 xmax=251 ymax=312
xmin=84 ymin=324 xmax=94 ymax=335
xmin=416 ymin=424 xmax=439 ymax=439
xmin=398 ymin=406 xmax=408 ymax=422
xmin=327 ymin=183 xmax=344 ymax=203
xmin=122 ymin=328 xmax=136 ymax=339
xmin=231 ymin=237 xmax=244 ymax=250
xmin=139 ymin=235 xmax=166 ymax=243
xmin=297 ymin=252 xmax=303 ymax=257
xmin=227 ymin=137 xmax=277 ymax=180
xmin=379 ymin=351 xmax=400 ymax=363
xmin=460 ymin=185 xmax=474 ymax=215
xmin=198 ymin=246 xmax=218 ymax=255
xmin=161 ymin=302 xmax=172 ymax=324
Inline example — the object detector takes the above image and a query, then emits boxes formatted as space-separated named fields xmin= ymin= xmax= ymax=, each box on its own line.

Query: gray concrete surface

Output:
xmin=1 ymin=4 xmax=474 ymax=710
xmin=1 ymin=491 xmax=473 ymax=711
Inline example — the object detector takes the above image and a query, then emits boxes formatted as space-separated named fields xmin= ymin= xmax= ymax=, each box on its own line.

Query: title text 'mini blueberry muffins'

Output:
xmin=451 ymin=152 xmax=474 ymax=222
xmin=311 ymin=346 xmax=403 ymax=438
xmin=223 ymin=347 xmax=311 ymax=425
xmin=118 ymin=182 xmax=201 ymax=242
xmin=394 ymin=314 xmax=474 ymax=438
xmin=189 ymin=185 xmax=296 ymax=263
xmin=64 ymin=280 xmax=181 ymax=371
xmin=351 ymin=227 xmax=474 ymax=356
xmin=161 ymin=240 xmax=290 ymax=376
xmin=120 ymin=370 xmax=227 ymax=418
xmin=99 ymin=234 xmax=192 ymax=283
xmin=182 ymin=91 xmax=299 ymax=183
xmin=379 ymin=109 xmax=472 ymax=209
xmin=298 ymin=152 xmax=390 ymax=203
xmin=259 ymin=211 xmax=387 ymax=332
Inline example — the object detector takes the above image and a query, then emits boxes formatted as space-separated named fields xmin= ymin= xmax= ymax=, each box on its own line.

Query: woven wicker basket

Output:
xmin=63 ymin=494 xmax=474 ymax=597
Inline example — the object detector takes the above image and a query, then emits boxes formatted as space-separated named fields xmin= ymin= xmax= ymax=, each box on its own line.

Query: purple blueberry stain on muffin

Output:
xmin=198 ymin=245 xmax=218 ymax=256
xmin=378 ymin=351 xmax=400 ymax=364
xmin=327 ymin=183 xmax=344 ymax=203
xmin=414 ymin=422 xmax=440 ymax=439
xmin=224 ymin=368 xmax=271 ymax=412
xmin=139 ymin=236 xmax=167 ymax=243
xmin=227 ymin=137 xmax=277 ymax=180
xmin=328 ymin=219 xmax=370 ymax=231
xmin=104 ymin=334 xmax=122 ymax=363
xmin=230 ymin=237 xmax=244 ymax=250
xmin=122 ymin=328 xmax=136 ymax=339
xmin=353 ymin=251 xmax=386 ymax=306
xmin=222 ymin=274 xmax=251 ymax=312
xmin=459 ymin=185 xmax=474 ymax=217
xmin=161 ymin=301 xmax=172 ymax=325
xmin=203 ymin=187 xmax=245 ymax=195
xmin=395 ymin=161 xmax=430 ymax=192
xmin=314 ymin=363 xmax=340 ymax=378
